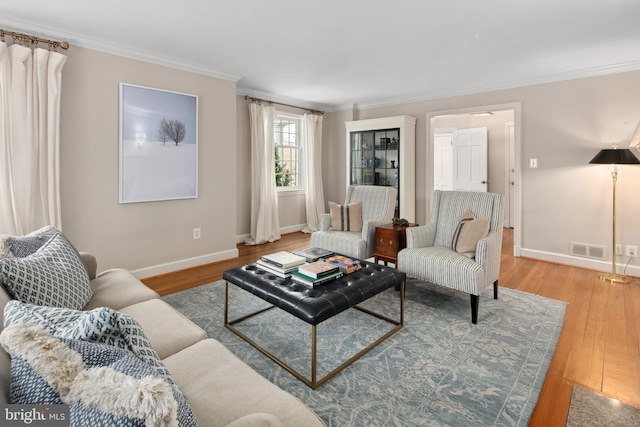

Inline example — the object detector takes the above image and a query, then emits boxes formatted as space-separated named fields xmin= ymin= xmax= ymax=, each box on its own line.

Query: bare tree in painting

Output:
xmin=158 ymin=118 xmax=186 ymax=146
xmin=158 ymin=117 xmax=169 ymax=145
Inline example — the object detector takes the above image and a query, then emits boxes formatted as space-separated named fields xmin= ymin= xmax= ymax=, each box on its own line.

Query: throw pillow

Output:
xmin=451 ymin=210 xmax=490 ymax=259
xmin=0 ymin=225 xmax=58 ymax=258
xmin=4 ymin=300 xmax=174 ymax=385
xmin=0 ymin=323 xmax=198 ymax=427
xmin=0 ymin=232 xmax=93 ymax=310
xmin=329 ymin=201 xmax=363 ymax=231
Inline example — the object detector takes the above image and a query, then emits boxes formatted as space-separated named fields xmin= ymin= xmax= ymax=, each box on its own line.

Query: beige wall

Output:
xmin=323 ymin=71 xmax=640 ymax=275
xmin=58 ymin=45 xmax=640 ymax=277
xmin=60 ymin=47 xmax=238 ymax=276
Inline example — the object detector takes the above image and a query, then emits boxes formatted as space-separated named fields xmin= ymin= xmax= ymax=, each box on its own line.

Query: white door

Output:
xmin=434 ymin=133 xmax=453 ymax=190
xmin=452 ymin=127 xmax=488 ymax=191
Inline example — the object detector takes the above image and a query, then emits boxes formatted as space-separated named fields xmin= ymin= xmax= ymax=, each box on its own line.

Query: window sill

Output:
xmin=277 ymin=188 xmax=305 ymax=197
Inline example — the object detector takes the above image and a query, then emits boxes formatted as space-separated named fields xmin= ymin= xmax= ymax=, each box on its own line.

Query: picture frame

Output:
xmin=119 ymin=83 xmax=198 ymax=203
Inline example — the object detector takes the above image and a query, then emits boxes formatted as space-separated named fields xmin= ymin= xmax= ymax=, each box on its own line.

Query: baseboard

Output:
xmin=236 ymin=223 xmax=306 ymax=244
xmin=519 ymin=248 xmax=640 ymax=278
xmin=131 ymin=248 xmax=239 ymax=279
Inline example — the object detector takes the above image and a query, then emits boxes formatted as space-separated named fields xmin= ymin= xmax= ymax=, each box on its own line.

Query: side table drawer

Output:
xmin=376 ymin=228 xmax=399 ymax=258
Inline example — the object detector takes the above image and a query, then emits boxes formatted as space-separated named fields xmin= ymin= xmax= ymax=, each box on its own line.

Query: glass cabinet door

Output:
xmin=350 ymin=127 xmax=401 ymax=216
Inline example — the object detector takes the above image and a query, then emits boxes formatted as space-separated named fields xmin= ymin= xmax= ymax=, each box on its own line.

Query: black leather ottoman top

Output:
xmin=222 ymin=261 xmax=406 ymax=325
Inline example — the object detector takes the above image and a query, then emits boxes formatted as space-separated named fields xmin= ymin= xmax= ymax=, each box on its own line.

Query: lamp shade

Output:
xmin=589 ymin=148 xmax=640 ymax=164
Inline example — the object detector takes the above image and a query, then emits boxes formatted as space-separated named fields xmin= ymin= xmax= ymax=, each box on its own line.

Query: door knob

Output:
xmin=481 ymin=180 xmax=487 ymax=184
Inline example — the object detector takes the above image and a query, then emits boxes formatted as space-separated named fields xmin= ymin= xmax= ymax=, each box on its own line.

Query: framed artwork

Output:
xmin=119 ymin=83 xmax=198 ymax=203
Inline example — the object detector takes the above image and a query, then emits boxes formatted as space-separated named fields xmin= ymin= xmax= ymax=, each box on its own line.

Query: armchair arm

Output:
xmin=319 ymin=213 xmax=331 ymax=231
xmin=405 ymin=223 xmax=436 ymax=248
xmin=475 ymin=232 xmax=501 ymax=282
xmin=362 ymin=218 xmax=392 ymax=249
xmin=79 ymin=252 xmax=97 ymax=280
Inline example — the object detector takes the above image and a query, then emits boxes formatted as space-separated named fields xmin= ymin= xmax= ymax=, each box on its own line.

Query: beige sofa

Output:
xmin=0 ymin=254 xmax=324 ymax=427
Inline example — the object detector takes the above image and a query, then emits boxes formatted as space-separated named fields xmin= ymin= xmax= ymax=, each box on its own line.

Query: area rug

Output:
xmin=162 ymin=278 xmax=566 ymax=426
xmin=566 ymin=385 xmax=640 ymax=426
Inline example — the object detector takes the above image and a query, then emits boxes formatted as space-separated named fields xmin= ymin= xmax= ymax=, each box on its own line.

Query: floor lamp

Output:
xmin=589 ymin=147 xmax=640 ymax=283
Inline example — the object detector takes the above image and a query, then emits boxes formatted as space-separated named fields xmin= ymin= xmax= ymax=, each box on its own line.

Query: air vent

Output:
xmin=570 ymin=242 xmax=606 ymax=260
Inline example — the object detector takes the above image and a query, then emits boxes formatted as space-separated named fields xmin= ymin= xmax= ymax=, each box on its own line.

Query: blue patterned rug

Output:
xmin=162 ymin=279 xmax=566 ymax=426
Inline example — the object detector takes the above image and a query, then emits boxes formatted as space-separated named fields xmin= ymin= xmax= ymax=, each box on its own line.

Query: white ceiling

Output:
xmin=2 ymin=0 xmax=640 ymax=111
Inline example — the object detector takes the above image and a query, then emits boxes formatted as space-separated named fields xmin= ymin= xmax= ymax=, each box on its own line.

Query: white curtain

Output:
xmin=301 ymin=113 xmax=325 ymax=233
xmin=246 ymin=102 xmax=281 ymax=245
xmin=0 ymin=41 xmax=67 ymax=235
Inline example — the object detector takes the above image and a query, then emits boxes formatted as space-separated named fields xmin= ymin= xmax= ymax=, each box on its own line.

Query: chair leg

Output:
xmin=494 ymin=280 xmax=499 ymax=299
xmin=470 ymin=295 xmax=479 ymax=324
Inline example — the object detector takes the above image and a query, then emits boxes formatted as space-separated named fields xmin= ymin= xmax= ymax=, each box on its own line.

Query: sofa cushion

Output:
xmin=450 ymin=210 xmax=489 ymax=259
xmin=85 ymin=268 xmax=159 ymax=310
xmin=0 ymin=323 xmax=198 ymax=427
xmin=120 ymin=299 xmax=207 ymax=360
xmin=226 ymin=413 xmax=285 ymax=427
xmin=0 ymin=232 xmax=92 ymax=310
xmin=4 ymin=300 xmax=173 ymax=384
xmin=329 ymin=201 xmax=362 ymax=231
xmin=164 ymin=339 xmax=324 ymax=427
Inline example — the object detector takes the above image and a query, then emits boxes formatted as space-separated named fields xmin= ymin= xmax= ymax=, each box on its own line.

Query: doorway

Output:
xmin=426 ymin=103 xmax=522 ymax=256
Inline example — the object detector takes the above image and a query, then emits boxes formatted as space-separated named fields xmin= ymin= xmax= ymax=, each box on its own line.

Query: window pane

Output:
xmin=274 ymin=116 xmax=301 ymax=188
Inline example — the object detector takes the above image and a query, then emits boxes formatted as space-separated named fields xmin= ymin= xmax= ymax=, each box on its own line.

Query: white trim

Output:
xmin=519 ymin=247 xmax=640 ymax=278
xmin=0 ymin=19 xmax=241 ymax=82
xmin=236 ymin=223 xmax=307 ymax=244
xmin=333 ymin=60 xmax=640 ymax=112
xmin=131 ymin=248 xmax=239 ymax=279
xmin=277 ymin=188 xmax=304 ymax=196
xmin=237 ymin=87 xmax=330 ymax=112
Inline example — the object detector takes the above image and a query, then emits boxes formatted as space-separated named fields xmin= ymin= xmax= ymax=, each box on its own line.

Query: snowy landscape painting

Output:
xmin=120 ymin=83 xmax=198 ymax=203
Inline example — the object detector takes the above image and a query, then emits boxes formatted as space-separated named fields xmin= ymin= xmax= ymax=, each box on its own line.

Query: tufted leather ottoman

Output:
xmin=223 ymin=259 xmax=406 ymax=389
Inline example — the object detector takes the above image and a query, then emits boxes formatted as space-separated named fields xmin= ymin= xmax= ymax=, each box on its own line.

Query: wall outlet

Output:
xmin=193 ymin=228 xmax=201 ymax=240
xmin=626 ymin=245 xmax=638 ymax=258
xmin=529 ymin=158 xmax=538 ymax=168
xmin=616 ymin=244 xmax=623 ymax=256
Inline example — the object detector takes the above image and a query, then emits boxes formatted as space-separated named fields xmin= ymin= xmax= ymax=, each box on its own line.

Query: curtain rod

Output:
xmin=244 ymin=95 xmax=324 ymax=115
xmin=1 ymin=29 xmax=69 ymax=50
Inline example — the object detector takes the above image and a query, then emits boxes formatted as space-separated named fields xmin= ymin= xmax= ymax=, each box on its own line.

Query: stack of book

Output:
xmin=292 ymin=247 xmax=334 ymax=262
xmin=291 ymin=261 xmax=343 ymax=287
xmin=324 ymin=255 xmax=362 ymax=274
xmin=256 ymin=251 xmax=306 ymax=278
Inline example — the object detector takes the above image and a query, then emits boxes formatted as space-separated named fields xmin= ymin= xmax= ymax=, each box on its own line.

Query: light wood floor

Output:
xmin=143 ymin=229 xmax=640 ymax=426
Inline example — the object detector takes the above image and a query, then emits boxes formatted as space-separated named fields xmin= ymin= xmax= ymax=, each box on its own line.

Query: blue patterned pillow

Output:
xmin=4 ymin=300 xmax=174 ymax=385
xmin=0 ymin=232 xmax=93 ymax=310
xmin=0 ymin=225 xmax=59 ymax=258
xmin=0 ymin=323 xmax=199 ymax=427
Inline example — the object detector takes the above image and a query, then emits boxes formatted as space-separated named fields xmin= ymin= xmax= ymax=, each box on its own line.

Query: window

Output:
xmin=274 ymin=115 xmax=301 ymax=189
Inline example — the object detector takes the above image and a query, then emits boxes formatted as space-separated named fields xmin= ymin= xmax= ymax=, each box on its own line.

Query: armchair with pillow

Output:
xmin=397 ymin=190 xmax=504 ymax=324
xmin=311 ymin=185 xmax=397 ymax=260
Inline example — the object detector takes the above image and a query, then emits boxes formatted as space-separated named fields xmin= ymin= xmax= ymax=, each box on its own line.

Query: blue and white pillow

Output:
xmin=0 ymin=323 xmax=199 ymax=427
xmin=0 ymin=232 xmax=93 ymax=310
xmin=0 ymin=225 xmax=59 ymax=258
xmin=4 ymin=300 xmax=174 ymax=385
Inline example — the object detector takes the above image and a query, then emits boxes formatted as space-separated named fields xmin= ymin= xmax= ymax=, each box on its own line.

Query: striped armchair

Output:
xmin=311 ymin=185 xmax=397 ymax=260
xmin=398 ymin=190 xmax=504 ymax=324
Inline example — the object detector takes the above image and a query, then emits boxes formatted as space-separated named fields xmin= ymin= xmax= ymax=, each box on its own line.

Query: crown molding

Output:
xmin=4 ymin=17 xmax=640 ymax=113
xmin=333 ymin=59 xmax=640 ymax=112
xmin=236 ymin=87 xmax=332 ymax=112
xmin=0 ymin=18 xmax=242 ymax=82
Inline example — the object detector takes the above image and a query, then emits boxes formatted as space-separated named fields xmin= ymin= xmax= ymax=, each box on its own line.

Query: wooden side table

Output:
xmin=373 ymin=222 xmax=418 ymax=266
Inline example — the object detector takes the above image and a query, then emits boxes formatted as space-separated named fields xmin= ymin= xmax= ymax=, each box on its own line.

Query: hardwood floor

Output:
xmin=142 ymin=229 xmax=640 ymax=426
